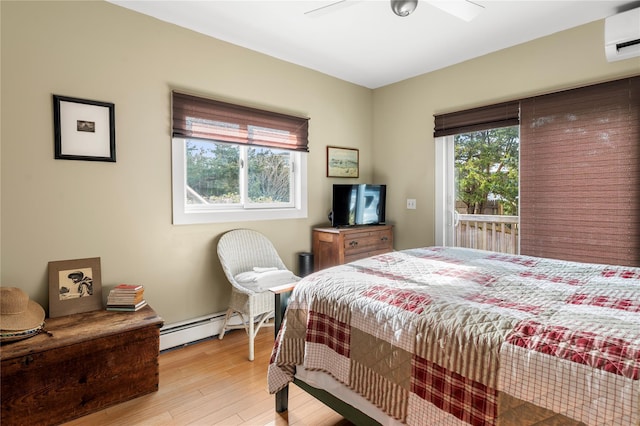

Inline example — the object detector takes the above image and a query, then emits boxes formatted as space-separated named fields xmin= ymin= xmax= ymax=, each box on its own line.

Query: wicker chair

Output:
xmin=216 ymin=229 xmax=299 ymax=361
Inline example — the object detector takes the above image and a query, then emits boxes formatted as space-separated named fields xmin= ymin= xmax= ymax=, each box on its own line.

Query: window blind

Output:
xmin=172 ymin=91 xmax=309 ymax=152
xmin=434 ymin=101 xmax=520 ymax=137
xmin=520 ymin=76 xmax=640 ymax=266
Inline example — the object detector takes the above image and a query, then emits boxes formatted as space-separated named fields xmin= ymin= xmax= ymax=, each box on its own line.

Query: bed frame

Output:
xmin=270 ymin=284 xmax=381 ymax=425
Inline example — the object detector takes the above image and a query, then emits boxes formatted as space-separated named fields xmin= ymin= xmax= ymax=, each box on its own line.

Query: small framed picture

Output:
xmin=48 ymin=257 xmax=103 ymax=318
xmin=327 ymin=146 xmax=359 ymax=178
xmin=53 ymin=95 xmax=116 ymax=162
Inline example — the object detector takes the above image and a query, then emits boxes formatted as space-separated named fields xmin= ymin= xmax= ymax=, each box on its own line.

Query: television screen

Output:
xmin=331 ymin=184 xmax=386 ymax=227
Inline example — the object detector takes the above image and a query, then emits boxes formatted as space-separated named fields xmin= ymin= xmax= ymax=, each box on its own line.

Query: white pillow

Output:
xmin=234 ymin=267 xmax=281 ymax=283
xmin=234 ymin=271 xmax=260 ymax=283
xmin=234 ymin=269 xmax=296 ymax=291
xmin=253 ymin=267 xmax=278 ymax=273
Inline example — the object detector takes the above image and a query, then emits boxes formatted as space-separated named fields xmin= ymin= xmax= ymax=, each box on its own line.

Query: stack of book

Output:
xmin=106 ymin=284 xmax=147 ymax=311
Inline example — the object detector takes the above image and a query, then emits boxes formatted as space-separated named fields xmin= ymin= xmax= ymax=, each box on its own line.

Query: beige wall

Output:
xmin=373 ymin=20 xmax=639 ymax=250
xmin=1 ymin=1 xmax=638 ymax=325
xmin=0 ymin=1 xmax=372 ymax=324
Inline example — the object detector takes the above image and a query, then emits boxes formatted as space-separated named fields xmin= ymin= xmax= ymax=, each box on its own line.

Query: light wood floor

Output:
xmin=63 ymin=327 xmax=353 ymax=426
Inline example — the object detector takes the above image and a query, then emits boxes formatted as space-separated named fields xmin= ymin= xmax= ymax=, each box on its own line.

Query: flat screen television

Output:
xmin=331 ymin=184 xmax=386 ymax=227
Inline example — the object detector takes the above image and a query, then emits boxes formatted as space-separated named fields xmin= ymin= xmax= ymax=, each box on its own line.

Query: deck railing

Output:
xmin=455 ymin=214 xmax=519 ymax=255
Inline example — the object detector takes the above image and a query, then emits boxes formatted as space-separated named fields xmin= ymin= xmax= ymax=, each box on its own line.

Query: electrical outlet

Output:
xmin=406 ymin=199 xmax=417 ymax=209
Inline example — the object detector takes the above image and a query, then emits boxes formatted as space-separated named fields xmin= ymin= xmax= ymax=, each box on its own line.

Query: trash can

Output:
xmin=298 ymin=252 xmax=314 ymax=277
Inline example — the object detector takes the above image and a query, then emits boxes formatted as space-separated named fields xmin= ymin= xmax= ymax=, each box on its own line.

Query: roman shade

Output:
xmin=519 ymin=76 xmax=640 ymax=266
xmin=434 ymin=101 xmax=520 ymax=137
xmin=172 ymin=91 xmax=309 ymax=152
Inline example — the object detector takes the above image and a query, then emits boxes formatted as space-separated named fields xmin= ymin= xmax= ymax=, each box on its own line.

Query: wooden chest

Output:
xmin=312 ymin=225 xmax=393 ymax=270
xmin=0 ymin=306 xmax=163 ymax=426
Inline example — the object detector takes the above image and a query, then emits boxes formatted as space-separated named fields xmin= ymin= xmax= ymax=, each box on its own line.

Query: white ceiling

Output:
xmin=108 ymin=0 xmax=636 ymax=89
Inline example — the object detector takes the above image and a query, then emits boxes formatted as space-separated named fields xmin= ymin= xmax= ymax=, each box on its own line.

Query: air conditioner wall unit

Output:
xmin=605 ymin=7 xmax=640 ymax=62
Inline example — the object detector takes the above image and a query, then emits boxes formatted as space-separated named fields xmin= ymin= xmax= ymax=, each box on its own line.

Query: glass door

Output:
xmin=436 ymin=126 xmax=520 ymax=254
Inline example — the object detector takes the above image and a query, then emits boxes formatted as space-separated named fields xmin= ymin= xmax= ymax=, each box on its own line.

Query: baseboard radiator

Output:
xmin=159 ymin=311 xmax=240 ymax=352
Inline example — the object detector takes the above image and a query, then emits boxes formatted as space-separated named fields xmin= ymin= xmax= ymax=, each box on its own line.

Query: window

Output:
xmin=435 ymin=76 xmax=640 ymax=266
xmin=435 ymin=127 xmax=520 ymax=255
xmin=434 ymin=101 xmax=520 ymax=254
xmin=171 ymin=92 xmax=309 ymax=224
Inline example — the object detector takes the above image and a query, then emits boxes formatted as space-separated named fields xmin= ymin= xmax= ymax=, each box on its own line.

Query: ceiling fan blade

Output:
xmin=426 ymin=0 xmax=484 ymax=22
xmin=304 ymin=0 xmax=360 ymax=17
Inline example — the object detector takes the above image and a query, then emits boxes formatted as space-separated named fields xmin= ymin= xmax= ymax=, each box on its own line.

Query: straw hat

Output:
xmin=0 ymin=287 xmax=45 ymax=331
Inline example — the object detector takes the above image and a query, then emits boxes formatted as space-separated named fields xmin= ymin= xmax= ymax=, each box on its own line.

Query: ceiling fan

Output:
xmin=305 ymin=0 xmax=484 ymax=21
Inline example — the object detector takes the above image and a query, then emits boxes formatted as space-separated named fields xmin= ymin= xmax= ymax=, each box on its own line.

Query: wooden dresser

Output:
xmin=0 ymin=305 xmax=163 ymax=426
xmin=312 ymin=225 xmax=393 ymax=270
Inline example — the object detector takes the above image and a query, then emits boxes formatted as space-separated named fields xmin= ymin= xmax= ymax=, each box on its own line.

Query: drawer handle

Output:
xmin=21 ymin=355 xmax=34 ymax=366
xmin=380 ymin=236 xmax=388 ymax=241
xmin=349 ymin=241 xmax=358 ymax=247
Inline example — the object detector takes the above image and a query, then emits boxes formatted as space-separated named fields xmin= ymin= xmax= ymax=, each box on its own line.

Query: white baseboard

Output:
xmin=159 ymin=311 xmax=242 ymax=351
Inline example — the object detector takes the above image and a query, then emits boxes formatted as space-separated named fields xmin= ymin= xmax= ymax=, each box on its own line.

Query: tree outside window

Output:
xmin=454 ymin=126 xmax=519 ymax=216
xmin=185 ymin=140 xmax=293 ymax=207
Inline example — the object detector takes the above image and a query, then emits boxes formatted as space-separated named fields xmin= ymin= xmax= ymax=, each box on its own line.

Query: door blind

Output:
xmin=519 ymin=76 xmax=640 ymax=266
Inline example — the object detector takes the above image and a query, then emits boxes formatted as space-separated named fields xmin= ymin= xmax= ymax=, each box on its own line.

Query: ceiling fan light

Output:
xmin=391 ymin=0 xmax=418 ymax=17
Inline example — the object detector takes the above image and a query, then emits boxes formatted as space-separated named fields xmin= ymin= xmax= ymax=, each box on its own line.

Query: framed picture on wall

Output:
xmin=53 ymin=95 xmax=116 ymax=162
xmin=48 ymin=257 xmax=103 ymax=317
xmin=327 ymin=146 xmax=359 ymax=178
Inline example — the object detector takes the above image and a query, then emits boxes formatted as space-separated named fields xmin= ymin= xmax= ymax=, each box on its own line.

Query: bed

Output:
xmin=267 ymin=246 xmax=640 ymax=425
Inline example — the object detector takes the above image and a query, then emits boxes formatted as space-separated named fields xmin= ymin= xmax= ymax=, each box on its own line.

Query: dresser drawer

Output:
xmin=313 ymin=225 xmax=394 ymax=270
xmin=345 ymin=247 xmax=392 ymax=264
xmin=343 ymin=228 xmax=393 ymax=254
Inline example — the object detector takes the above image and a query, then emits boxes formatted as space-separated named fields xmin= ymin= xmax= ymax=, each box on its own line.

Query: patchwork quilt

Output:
xmin=268 ymin=247 xmax=640 ymax=425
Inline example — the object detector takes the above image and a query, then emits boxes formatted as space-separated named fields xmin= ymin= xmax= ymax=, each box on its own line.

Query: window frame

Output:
xmin=172 ymin=137 xmax=307 ymax=225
